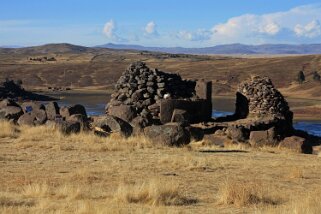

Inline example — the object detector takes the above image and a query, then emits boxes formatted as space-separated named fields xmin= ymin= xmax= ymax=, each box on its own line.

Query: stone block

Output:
xmin=108 ymin=104 xmax=136 ymax=122
xmin=278 ymin=136 xmax=312 ymax=154
xmin=249 ymin=128 xmax=276 ymax=146
xmin=160 ymin=99 xmax=211 ymax=124
xmin=196 ymin=80 xmax=212 ymax=101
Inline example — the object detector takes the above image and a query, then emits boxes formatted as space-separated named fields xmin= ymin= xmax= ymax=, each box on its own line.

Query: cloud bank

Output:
xmin=174 ymin=4 xmax=321 ymax=45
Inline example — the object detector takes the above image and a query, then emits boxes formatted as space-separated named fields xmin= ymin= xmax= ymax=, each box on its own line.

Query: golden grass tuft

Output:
xmin=0 ymin=120 xmax=19 ymax=138
xmin=218 ymin=178 xmax=277 ymax=207
xmin=114 ymin=179 xmax=197 ymax=206
xmin=22 ymin=183 xmax=50 ymax=198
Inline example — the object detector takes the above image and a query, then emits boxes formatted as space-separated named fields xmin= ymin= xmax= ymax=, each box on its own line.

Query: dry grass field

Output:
xmin=1 ymin=120 xmax=321 ymax=213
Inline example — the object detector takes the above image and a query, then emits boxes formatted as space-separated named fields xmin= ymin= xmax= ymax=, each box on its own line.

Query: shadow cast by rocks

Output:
xmin=199 ymin=150 xmax=249 ymax=153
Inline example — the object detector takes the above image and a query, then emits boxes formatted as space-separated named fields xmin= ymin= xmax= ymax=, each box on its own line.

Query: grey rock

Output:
xmin=144 ymin=123 xmax=191 ymax=146
xmin=108 ymin=105 xmax=136 ymax=122
xmin=92 ymin=115 xmax=133 ymax=137
xmin=0 ymin=106 xmax=23 ymax=121
xmin=45 ymin=102 xmax=60 ymax=120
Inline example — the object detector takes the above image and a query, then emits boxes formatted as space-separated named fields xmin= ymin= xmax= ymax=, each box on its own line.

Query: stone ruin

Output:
xmin=0 ymin=62 xmax=320 ymax=153
xmin=106 ymin=62 xmax=212 ymax=125
xmin=235 ymin=76 xmax=293 ymax=121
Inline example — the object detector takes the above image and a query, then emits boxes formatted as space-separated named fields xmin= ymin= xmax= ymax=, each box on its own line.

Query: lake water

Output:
xmin=43 ymin=91 xmax=321 ymax=137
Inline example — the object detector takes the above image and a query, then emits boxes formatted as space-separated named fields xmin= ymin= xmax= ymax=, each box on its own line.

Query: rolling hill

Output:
xmin=97 ymin=43 xmax=321 ymax=55
xmin=1 ymin=43 xmax=321 ymax=100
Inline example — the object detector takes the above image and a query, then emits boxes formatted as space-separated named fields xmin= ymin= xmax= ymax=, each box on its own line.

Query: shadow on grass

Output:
xmin=199 ymin=150 xmax=249 ymax=153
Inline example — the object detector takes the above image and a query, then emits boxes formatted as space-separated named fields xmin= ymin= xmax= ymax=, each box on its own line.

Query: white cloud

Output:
xmin=145 ymin=21 xmax=156 ymax=34
xmin=294 ymin=20 xmax=321 ymax=38
xmin=144 ymin=21 xmax=159 ymax=37
xmin=259 ymin=22 xmax=280 ymax=35
xmin=102 ymin=20 xmax=127 ymax=42
xmin=103 ymin=20 xmax=115 ymax=38
xmin=177 ymin=29 xmax=211 ymax=41
xmin=208 ymin=4 xmax=321 ymax=44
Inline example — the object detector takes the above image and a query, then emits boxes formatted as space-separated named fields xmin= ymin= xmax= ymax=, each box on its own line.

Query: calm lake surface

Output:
xmin=43 ymin=91 xmax=321 ymax=137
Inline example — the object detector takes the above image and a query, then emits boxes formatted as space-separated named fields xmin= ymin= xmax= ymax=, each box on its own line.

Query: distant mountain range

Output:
xmin=2 ymin=43 xmax=321 ymax=55
xmin=96 ymin=43 xmax=321 ymax=55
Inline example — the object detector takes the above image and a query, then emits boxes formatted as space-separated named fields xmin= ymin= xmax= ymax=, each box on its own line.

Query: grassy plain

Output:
xmin=0 ymin=121 xmax=320 ymax=213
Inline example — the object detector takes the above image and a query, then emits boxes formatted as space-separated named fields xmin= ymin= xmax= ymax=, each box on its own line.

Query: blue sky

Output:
xmin=1 ymin=0 xmax=321 ymax=47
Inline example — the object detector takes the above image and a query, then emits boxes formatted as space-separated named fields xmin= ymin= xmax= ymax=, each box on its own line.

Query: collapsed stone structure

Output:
xmin=107 ymin=62 xmax=212 ymax=125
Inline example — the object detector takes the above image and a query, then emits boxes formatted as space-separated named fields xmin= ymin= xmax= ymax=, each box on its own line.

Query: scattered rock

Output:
xmin=226 ymin=126 xmax=249 ymax=142
xmin=17 ymin=109 xmax=47 ymax=126
xmin=21 ymin=101 xmax=45 ymax=113
xmin=278 ymin=136 xmax=312 ymax=154
xmin=249 ymin=128 xmax=276 ymax=146
xmin=0 ymin=106 xmax=23 ymax=121
xmin=60 ymin=104 xmax=87 ymax=119
xmin=67 ymin=114 xmax=89 ymax=131
xmin=144 ymin=123 xmax=191 ymax=146
xmin=58 ymin=121 xmax=81 ymax=135
xmin=45 ymin=102 xmax=60 ymax=120
xmin=108 ymin=104 xmax=136 ymax=122
xmin=17 ymin=113 xmax=36 ymax=126
xmin=92 ymin=115 xmax=133 ymax=137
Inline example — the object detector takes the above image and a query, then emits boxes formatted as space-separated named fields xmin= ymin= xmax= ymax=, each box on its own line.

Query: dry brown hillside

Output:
xmin=1 ymin=44 xmax=321 ymax=97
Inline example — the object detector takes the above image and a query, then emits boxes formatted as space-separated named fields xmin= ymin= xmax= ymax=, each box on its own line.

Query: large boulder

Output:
xmin=60 ymin=104 xmax=87 ymax=119
xmin=17 ymin=109 xmax=47 ymax=126
xmin=45 ymin=102 xmax=60 ymax=120
xmin=108 ymin=104 xmax=136 ymax=122
xmin=249 ymin=128 xmax=276 ymax=146
xmin=130 ymin=116 xmax=150 ymax=135
xmin=0 ymin=106 xmax=23 ymax=121
xmin=17 ymin=113 xmax=36 ymax=126
xmin=226 ymin=126 xmax=249 ymax=142
xmin=92 ymin=115 xmax=133 ymax=137
xmin=144 ymin=123 xmax=191 ymax=146
xmin=278 ymin=136 xmax=313 ymax=154
xmin=66 ymin=114 xmax=89 ymax=131
xmin=21 ymin=101 xmax=45 ymax=113
xmin=58 ymin=121 xmax=81 ymax=135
